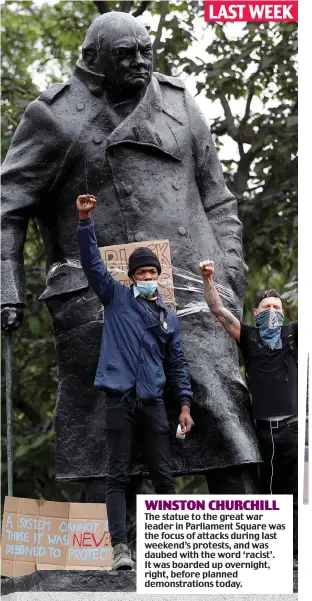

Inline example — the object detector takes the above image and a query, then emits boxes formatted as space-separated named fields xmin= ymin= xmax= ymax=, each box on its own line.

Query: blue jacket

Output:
xmin=77 ymin=220 xmax=193 ymax=405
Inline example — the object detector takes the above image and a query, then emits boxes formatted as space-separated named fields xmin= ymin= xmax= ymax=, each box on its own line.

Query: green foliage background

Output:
xmin=1 ymin=0 xmax=297 ymax=500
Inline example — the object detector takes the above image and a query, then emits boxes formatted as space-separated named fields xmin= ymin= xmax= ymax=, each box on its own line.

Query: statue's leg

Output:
xmin=45 ymin=289 xmax=107 ymax=484
xmin=206 ymin=464 xmax=260 ymax=494
xmin=85 ymin=477 xmax=107 ymax=503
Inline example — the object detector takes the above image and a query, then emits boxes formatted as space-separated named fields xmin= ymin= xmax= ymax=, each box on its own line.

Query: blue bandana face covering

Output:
xmin=255 ymin=309 xmax=284 ymax=350
xmin=135 ymin=280 xmax=158 ymax=297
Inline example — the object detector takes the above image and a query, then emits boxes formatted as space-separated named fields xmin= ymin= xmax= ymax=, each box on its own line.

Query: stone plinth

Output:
xmin=1 ymin=569 xmax=136 ymax=595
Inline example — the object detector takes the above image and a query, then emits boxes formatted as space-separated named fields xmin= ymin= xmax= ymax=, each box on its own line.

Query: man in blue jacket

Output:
xmin=76 ymin=194 xmax=193 ymax=570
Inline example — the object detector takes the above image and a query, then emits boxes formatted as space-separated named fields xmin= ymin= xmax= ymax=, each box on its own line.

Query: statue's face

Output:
xmin=93 ymin=27 xmax=153 ymax=94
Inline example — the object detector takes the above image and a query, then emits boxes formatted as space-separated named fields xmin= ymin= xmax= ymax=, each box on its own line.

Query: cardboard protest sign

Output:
xmin=99 ymin=239 xmax=175 ymax=309
xmin=1 ymin=497 xmax=112 ymax=577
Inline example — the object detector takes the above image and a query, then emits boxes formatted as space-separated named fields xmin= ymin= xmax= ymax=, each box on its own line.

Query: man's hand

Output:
xmin=199 ymin=258 xmax=241 ymax=342
xmin=76 ymin=194 xmax=97 ymax=220
xmin=1 ymin=305 xmax=24 ymax=332
xmin=199 ymin=260 xmax=214 ymax=280
xmin=179 ymin=405 xmax=194 ymax=434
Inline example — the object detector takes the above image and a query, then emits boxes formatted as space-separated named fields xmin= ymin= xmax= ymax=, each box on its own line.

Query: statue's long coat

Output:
xmin=1 ymin=62 xmax=261 ymax=481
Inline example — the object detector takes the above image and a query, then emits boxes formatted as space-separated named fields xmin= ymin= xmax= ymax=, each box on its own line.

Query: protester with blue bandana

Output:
xmin=76 ymin=194 xmax=194 ymax=570
xmin=199 ymin=259 xmax=298 ymax=570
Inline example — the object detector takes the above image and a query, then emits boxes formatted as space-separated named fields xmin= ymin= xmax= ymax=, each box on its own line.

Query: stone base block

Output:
xmin=1 ymin=569 xmax=136 ymax=595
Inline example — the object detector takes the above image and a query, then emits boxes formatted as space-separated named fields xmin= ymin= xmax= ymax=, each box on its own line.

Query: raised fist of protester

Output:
xmin=1 ymin=305 xmax=24 ymax=332
xmin=199 ymin=260 xmax=215 ymax=280
xmin=76 ymin=194 xmax=97 ymax=220
xmin=179 ymin=405 xmax=194 ymax=434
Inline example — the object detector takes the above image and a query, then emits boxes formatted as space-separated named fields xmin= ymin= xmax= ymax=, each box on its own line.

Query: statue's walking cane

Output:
xmin=4 ymin=330 xmax=13 ymax=496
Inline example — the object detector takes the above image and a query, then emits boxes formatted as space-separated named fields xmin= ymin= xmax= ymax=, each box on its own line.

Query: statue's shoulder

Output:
xmin=38 ymin=81 xmax=71 ymax=105
xmin=153 ymin=72 xmax=185 ymax=90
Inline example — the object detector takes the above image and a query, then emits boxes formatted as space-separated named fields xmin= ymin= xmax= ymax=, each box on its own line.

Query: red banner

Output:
xmin=204 ymin=1 xmax=298 ymax=22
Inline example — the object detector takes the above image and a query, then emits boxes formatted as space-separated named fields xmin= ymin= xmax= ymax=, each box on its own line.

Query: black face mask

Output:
xmin=255 ymin=309 xmax=284 ymax=350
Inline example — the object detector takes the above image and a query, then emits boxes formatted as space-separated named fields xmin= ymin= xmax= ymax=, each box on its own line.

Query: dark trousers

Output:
xmin=105 ymin=392 xmax=176 ymax=547
xmin=84 ymin=475 xmax=141 ymax=557
xmin=256 ymin=419 xmax=298 ymax=555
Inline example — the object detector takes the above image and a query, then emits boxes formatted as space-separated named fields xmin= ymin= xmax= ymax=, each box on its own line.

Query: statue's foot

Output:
xmin=112 ymin=543 xmax=134 ymax=570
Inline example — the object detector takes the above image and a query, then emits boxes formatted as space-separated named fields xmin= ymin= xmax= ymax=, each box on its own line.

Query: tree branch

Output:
xmin=241 ymin=86 xmax=254 ymax=128
xmin=232 ymin=144 xmax=265 ymax=197
xmin=233 ymin=164 xmax=250 ymax=198
xmin=93 ymin=1 xmax=111 ymax=14
xmin=247 ymin=183 xmax=264 ymax=192
xmin=13 ymin=397 xmax=42 ymax=426
xmin=211 ymin=121 xmax=228 ymax=137
xmin=244 ymin=140 xmax=266 ymax=163
xmin=238 ymin=141 xmax=245 ymax=159
xmin=132 ymin=1 xmax=151 ymax=17
xmin=241 ymin=62 xmax=262 ymax=127
xmin=15 ymin=354 xmax=34 ymax=375
xmin=153 ymin=1 xmax=169 ymax=69
xmin=219 ymin=93 xmax=238 ymax=140
xmin=20 ymin=339 xmax=55 ymax=346
xmin=220 ymin=159 xmax=239 ymax=165
xmin=118 ymin=1 xmax=134 ymax=12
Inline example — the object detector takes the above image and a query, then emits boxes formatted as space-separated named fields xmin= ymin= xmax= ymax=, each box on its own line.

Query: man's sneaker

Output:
xmin=293 ymin=556 xmax=298 ymax=570
xmin=112 ymin=543 xmax=133 ymax=570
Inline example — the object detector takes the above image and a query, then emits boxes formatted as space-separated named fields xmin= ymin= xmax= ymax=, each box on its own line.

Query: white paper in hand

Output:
xmin=176 ymin=424 xmax=185 ymax=440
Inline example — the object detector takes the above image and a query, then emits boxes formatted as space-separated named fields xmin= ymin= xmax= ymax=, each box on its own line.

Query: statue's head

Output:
xmin=82 ymin=12 xmax=153 ymax=95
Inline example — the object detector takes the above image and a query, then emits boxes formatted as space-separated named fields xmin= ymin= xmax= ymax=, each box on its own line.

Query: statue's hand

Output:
xmin=1 ymin=305 xmax=24 ymax=332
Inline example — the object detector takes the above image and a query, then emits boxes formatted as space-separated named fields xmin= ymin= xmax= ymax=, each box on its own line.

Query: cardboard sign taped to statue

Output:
xmin=1 ymin=497 xmax=112 ymax=577
xmin=99 ymin=239 xmax=175 ymax=309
